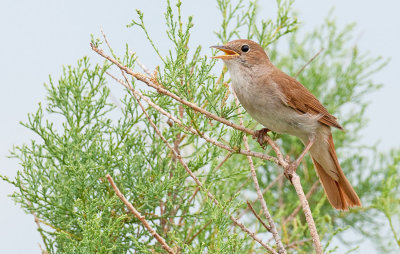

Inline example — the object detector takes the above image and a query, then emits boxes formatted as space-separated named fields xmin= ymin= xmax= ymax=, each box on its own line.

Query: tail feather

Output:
xmin=310 ymin=134 xmax=361 ymax=210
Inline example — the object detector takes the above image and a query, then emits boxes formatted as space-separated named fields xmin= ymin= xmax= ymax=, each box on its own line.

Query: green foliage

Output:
xmin=2 ymin=0 xmax=398 ymax=253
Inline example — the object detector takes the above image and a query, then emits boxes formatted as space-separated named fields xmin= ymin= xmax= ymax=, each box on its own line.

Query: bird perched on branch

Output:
xmin=212 ymin=39 xmax=361 ymax=210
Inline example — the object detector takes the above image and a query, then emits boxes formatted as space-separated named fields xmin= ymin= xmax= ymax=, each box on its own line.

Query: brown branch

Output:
xmin=129 ymin=50 xmax=152 ymax=76
xmin=129 ymin=88 xmax=277 ymax=253
xmin=290 ymin=174 xmax=322 ymax=254
xmin=184 ymin=220 xmax=212 ymax=244
xmin=234 ymin=91 xmax=286 ymax=254
xmin=106 ymin=174 xmax=176 ymax=254
xmin=285 ymin=238 xmax=312 ymax=249
xmin=28 ymin=204 xmax=49 ymax=253
xmin=294 ymin=48 xmax=324 ymax=78
xmin=246 ymin=201 xmax=271 ymax=232
xmin=103 ymin=70 xmax=278 ymax=164
xmin=237 ymin=173 xmax=284 ymax=221
xmin=283 ymin=180 xmax=320 ymax=224
xmin=214 ymin=152 xmax=232 ymax=172
xmin=91 ymin=43 xmax=285 ymax=167
xmin=177 ymin=186 xmax=200 ymax=226
xmin=262 ymin=173 xmax=284 ymax=195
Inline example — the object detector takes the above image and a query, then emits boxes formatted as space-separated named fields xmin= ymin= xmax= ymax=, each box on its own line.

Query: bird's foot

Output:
xmin=253 ymin=128 xmax=270 ymax=148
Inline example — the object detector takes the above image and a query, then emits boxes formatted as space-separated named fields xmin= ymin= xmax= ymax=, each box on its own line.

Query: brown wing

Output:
xmin=271 ymin=69 xmax=343 ymax=130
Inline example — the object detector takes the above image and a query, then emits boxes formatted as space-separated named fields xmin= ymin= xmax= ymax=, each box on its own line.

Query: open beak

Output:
xmin=211 ymin=45 xmax=239 ymax=59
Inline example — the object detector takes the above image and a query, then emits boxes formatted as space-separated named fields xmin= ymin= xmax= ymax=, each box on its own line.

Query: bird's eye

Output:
xmin=241 ymin=45 xmax=249 ymax=52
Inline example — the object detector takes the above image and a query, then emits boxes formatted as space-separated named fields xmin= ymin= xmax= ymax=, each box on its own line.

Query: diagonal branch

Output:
xmin=233 ymin=91 xmax=286 ymax=254
xmin=128 ymin=80 xmax=277 ymax=253
xmin=283 ymin=180 xmax=319 ymax=224
xmin=290 ymin=174 xmax=322 ymax=253
xmin=247 ymin=201 xmax=271 ymax=232
xmin=106 ymin=174 xmax=176 ymax=254
xmin=294 ymin=48 xmax=324 ymax=78
xmin=104 ymin=70 xmax=278 ymax=164
xmin=91 ymin=43 xmax=285 ymax=166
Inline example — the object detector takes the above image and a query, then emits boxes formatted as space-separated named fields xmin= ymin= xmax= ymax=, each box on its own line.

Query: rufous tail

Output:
xmin=311 ymin=134 xmax=361 ymax=210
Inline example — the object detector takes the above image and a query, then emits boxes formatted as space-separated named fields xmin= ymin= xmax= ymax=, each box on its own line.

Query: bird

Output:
xmin=211 ymin=39 xmax=361 ymax=210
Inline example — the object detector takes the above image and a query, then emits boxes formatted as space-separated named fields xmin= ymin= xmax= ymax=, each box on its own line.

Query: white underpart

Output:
xmin=225 ymin=59 xmax=339 ymax=180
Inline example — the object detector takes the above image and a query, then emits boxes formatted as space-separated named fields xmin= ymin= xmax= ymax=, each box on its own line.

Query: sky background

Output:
xmin=1 ymin=0 xmax=399 ymax=253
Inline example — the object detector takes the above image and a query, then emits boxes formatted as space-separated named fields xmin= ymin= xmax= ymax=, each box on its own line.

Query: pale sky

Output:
xmin=1 ymin=0 xmax=399 ymax=253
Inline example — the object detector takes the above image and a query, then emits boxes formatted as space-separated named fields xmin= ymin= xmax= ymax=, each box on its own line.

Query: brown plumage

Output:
xmin=272 ymin=70 xmax=344 ymax=130
xmin=212 ymin=39 xmax=361 ymax=210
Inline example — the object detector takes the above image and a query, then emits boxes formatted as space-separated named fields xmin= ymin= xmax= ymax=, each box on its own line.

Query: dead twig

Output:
xmin=91 ymin=43 xmax=284 ymax=167
xmin=234 ymin=91 xmax=286 ymax=254
xmin=290 ymin=174 xmax=322 ymax=254
xmin=246 ymin=201 xmax=271 ymax=232
xmin=283 ymin=180 xmax=319 ymax=224
xmin=103 ymin=70 xmax=278 ymax=164
xmin=106 ymin=174 xmax=176 ymax=254
xmin=294 ymin=48 xmax=324 ymax=78
xmin=285 ymin=238 xmax=312 ymax=249
xmin=129 ymin=87 xmax=277 ymax=253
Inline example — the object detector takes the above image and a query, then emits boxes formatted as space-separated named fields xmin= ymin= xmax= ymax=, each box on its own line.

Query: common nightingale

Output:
xmin=212 ymin=39 xmax=361 ymax=210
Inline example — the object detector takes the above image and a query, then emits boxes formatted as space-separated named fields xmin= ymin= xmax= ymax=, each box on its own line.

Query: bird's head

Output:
xmin=211 ymin=39 xmax=270 ymax=68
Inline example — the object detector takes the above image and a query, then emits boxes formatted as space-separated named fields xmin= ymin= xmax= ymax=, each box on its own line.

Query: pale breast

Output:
xmin=232 ymin=77 xmax=320 ymax=140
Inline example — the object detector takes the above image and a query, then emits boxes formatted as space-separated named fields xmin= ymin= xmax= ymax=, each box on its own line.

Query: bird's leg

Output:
xmin=253 ymin=128 xmax=270 ymax=148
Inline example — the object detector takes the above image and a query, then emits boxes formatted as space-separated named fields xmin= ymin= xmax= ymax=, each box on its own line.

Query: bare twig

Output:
xmin=237 ymin=173 xmax=284 ymax=221
xmin=130 ymin=88 xmax=277 ymax=253
xmin=285 ymin=238 xmax=312 ymax=249
xmin=283 ymin=180 xmax=320 ymax=224
xmin=129 ymin=50 xmax=152 ymax=76
xmin=262 ymin=173 xmax=284 ymax=195
xmin=213 ymin=152 xmax=232 ymax=172
xmin=294 ymin=48 xmax=324 ymax=78
xmin=91 ymin=43 xmax=284 ymax=166
xmin=234 ymin=91 xmax=286 ymax=254
xmin=31 ymin=211 xmax=49 ymax=254
xmin=177 ymin=186 xmax=200 ymax=226
xmin=246 ymin=201 xmax=271 ymax=232
xmin=103 ymin=70 xmax=278 ymax=164
xmin=290 ymin=174 xmax=323 ymax=254
xmin=184 ymin=220 xmax=212 ymax=244
xmin=106 ymin=174 xmax=176 ymax=254
xmin=100 ymin=27 xmax=116 ymax=58
xmin=22 ymin=186 xmax=49 ymax=253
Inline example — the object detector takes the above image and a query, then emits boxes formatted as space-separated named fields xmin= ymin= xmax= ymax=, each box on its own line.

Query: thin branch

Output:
xmin=106 ymin=174 xmax=176 ymax=254
xmin=129 ymin=50 xmax=152 ymax=76
xmin=129 ymin=87 xmax=277 ymax=253
xmin=262 ymin=173 xmax=284 ymax=195
xmin=294 ymin=48 xmax=324 ymax=78
xmin=237 ymin=173 xmax=284 ymax=221
xmin=104 ymin=70 xmax=278 ymax=164
xmin=285 ymin=238 xmax=312 ymax=249
xmin=283 ymin=180 xmax=319 ymax=224
xmin=28 ymin=203 xmax=49 ymax=253
xmin=290 ymin=174 xmax=322 ymax=254
xmin=246 ymin=201 xmax=271 ymax=232
xmin=213 ymin=152 xmax=232 ymax=172
xmin=184 ymin=220 xmax=212 ymax=244
xmin=234 ymin=91 xmax=286 ymax=254
xmin=177 ymin=186 xmax=200 ymax=226
xmin=91 ymin=43 xmax=285 ymax=166
xmin=100 ymin=27 xmax=116 ymax=58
